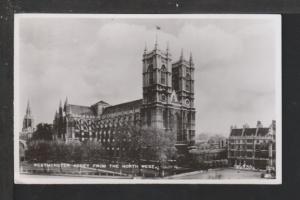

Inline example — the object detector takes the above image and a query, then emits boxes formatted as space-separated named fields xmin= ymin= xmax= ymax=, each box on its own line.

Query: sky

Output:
xmin=15 ymin=15 xmax=281 ymax=136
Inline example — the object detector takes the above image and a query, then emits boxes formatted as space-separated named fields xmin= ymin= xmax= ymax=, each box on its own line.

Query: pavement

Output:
xmin=165 ymin=168 xmax=263 ymax=179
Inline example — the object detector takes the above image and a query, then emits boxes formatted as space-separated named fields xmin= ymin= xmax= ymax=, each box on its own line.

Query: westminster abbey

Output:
xmin=53 ymin=41 xmax=196 ymax=151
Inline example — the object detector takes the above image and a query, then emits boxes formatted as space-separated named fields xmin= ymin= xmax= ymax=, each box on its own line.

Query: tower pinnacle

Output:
xmin=180 ymin=48 xmax=184 ymax=60
xmin=144 ymin=42 xmax=147 ymax=54
xmin=54 ymin=110 xmax=58 ymax=119
xmin=64 ymin=97 xmax=68 ymax=112
xmin=166 ymin=41 xmax=169 ymax=53
xmin=189 ymin=52 xmax=193 ymax=65
xmin=64 ymin=97 xmax=68 ymax=106
xmin=154 ymin=34 xmax=158 ymax=50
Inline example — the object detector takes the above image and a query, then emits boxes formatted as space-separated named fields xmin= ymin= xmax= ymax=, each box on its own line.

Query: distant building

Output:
xmin=20 ymin=101 xmax=35 ymax=140
xmin=195 ymin=134 xmax=227 ymax=150
xmin=207 ymin=135 xmax=228 ymax=149
xmin=190 ymin=134 xmax=228 ymax=168
xmin=53 ymin=40 xmax=196 ymax=154
xmin=189 ymin=148 xmax=228 ymax=168
xmin=228 ymin=120 xmax=276 ymax=169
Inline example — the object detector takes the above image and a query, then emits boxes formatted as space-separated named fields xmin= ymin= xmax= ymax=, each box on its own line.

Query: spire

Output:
xmin=26 ymin=100 xmax=31 ymax=116
xmin=64 ymin=97 xmax=68 ymax=106
xmin=64 ymin=97 xmax=68 ymax=112
xmin=59 ymin=100 xmax=63 ymax=115
xmin=180 ymin=48 xmax=184 ymax=60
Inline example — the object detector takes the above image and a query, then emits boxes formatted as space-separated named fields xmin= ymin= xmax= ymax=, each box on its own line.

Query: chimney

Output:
xmin=242 ymin=123 xmax=249 ymax=129
xmin=271 ymin=120 xmax=276 ymax=131
xmin=256 ymin=120 xmax=263 ymax=128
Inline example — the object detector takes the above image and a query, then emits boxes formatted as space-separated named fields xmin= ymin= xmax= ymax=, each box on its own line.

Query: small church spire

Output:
xmin=26 ymin=100 xmax=31 ymax=116
xmin=22 ymin=99 xmax=34 ymax=133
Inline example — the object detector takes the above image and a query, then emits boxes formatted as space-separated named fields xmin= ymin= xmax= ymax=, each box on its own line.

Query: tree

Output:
xmin=113 ymin=125 xmax=177 ymax=176
xmin=26 ymin=140 xmax=52 ymax=165
xmin=31 ymin=123 xmax=53 ymax=141
xmin=49 ymin=140 xmax=69 ymax=172
xmin=140 ymin=127 xmax=177 ymax=177
xmin=113 ymin=125 xmax=142 ymax=163
xmin=67 ymin=141 xmax=83 ymax=164
xmin=82 ymin=140 xmax=105 ymax=163
xmin=140 ymin=127 xmax=177 ymax=164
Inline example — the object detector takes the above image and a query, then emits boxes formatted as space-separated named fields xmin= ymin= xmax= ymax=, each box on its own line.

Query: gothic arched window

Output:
xmin=161 ymin=65 xmax=167 ymax=85
xmin=185 ymin=80 xmax=190 ymax=91
xmin=148 ymin=64 xmax=153 ymax=85
xmin=186 ymin=72 xmax=191 ymax=80
xmin=185 ymin=73 xmax=191 ymax=91
xmin=163 ymin=109 xmax=168 ymax=128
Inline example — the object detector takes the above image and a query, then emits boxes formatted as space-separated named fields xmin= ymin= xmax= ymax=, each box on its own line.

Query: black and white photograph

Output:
xmin=14 ymin=14 xmax=281 ymax=184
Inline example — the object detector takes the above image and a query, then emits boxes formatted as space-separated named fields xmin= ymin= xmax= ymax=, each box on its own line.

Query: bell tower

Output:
xmin=141 ymin=40 xmax=172 ymax=128
xmin=172 ymin=50 xmax=196 ymax=146
xmin=172 ymin=50 xmax=195 ymax=106
xmin=141 ymin=40 xmax=196 ymax=149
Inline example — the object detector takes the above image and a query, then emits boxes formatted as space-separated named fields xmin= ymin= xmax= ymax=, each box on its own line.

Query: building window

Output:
xmin=185 ymin=80 xmax=190 ymax=91
xmin=161 ymin=94 xmax=166 ymax=102
xmin=161 ymin=65 xmax=167 ymax=85
xmin=148 ymin=64 xmax=153 ymax=85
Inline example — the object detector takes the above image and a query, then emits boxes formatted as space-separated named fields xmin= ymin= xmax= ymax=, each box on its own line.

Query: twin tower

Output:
xmin=141 ymin=41 xmax=196 ymax=147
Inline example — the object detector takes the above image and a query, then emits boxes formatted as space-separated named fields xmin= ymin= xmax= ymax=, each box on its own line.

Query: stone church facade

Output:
xmin=53 ymin=41 xmax=196 ymax=152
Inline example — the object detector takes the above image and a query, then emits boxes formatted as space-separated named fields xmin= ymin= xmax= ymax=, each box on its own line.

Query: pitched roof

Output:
xmin=230 ymin=127 xmax=271 ymax=137
xmin=68 ymin=104 xmax=95 ymax=116
xmin=244 ymin=128 xmax=257 ymax=136
xmin=93 ymin=100 xmax=110 ymax=106
xmin=230 ymin=128 xmax=243 ymax=136
xmin=257 ymin=128 xmax=270 ymax=136
xmin=103 ymin=99 xmax=142 ymax=114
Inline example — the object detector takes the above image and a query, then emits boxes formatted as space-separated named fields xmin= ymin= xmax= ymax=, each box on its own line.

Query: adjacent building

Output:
xmin=228 ymin=120 xmax=276 ymax=169
xmin=53 ymin=41 xmax=196 ymax=154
